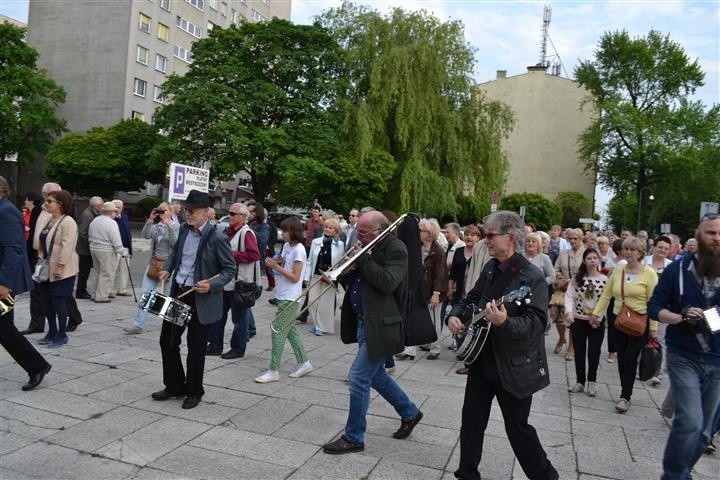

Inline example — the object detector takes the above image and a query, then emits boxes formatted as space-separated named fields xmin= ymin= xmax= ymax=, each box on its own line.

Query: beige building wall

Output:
xmin=479 ymin=66 xmax=596 ymax=205
xmin=27 ymin=0 xmax=292 ymax=133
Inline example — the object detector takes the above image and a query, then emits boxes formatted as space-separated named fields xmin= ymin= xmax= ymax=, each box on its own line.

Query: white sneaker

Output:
xmin=289 ymin=361 xmax=313 ymax=378
xmin=586 ymin=382 xmax=597 ymax=397
xmin=568 ymin=383 xmax=584 ymax=393
xmin=254 ymin=370 xmax=280 ymax=383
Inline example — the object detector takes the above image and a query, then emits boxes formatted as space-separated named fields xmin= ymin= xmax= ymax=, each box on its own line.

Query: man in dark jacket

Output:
xmin=323 ymin=210 xmax=423 ymax=455
xmin=648 ymin=214 xmax=720 ymax=480
xmin=447 ymin=211 xmax=558 ymax=480
xmin=0 ymin=176 xmax=52 ymax=391
xmin=155 ymin=190 xmax=235 ymax=410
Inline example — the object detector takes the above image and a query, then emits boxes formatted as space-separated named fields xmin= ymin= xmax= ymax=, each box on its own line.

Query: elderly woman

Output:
xmin=524 ymin=232 xmax=555 ymax=286
xmin=305 ymin=217 xmax=345 ymax=335
xmin=36 ymin=190 xmax=78 ymax=348
xmin=397 ymin=218 xmax=448 ymax=361
xmin=88 ymin=202 xmax=127 ymax=303
xmin=124 ymin=203 xmax=178 ymax=334
xmin=551 ymin=228 xmax=586 ymax=360
xmin=591 ymin=237 xmax=658 ymax=413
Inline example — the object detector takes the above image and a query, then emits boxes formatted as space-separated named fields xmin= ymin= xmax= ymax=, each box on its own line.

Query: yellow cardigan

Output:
xmin=592 ymin=265 xmax=659 ymax=331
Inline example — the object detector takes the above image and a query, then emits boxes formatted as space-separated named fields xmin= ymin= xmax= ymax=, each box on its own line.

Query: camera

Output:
xmin=153 ymin=209 xmax=165 ymax=223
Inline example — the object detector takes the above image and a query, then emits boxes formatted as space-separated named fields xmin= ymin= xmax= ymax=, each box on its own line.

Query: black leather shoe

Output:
xmin=323 ymin=435 xmax=364 ymax=455
xmin=268 ymin=298 xmax=278 ymax=306
xmin=20 ymin=328 xmax=43 ymax=335
xmin=151 ymin=389 xmax=185 ymax=401
xmin=76 ymin=293 xmax=92 ymax=300
xmin=182 ymin=396 xmax=201 ymax=409
xmin=205 ymin=350 xmax=221 ymax=356
xmin=248 ymin=331 xmax=256 ymax=339
xmin=22 ymin=365 xmax=51 ymax=391
xmin=66 ymin=325 xmax=77 ymax=332
xmin=393 ymin=411 xmax=423 ymax=439
xmin=220 ymin=349 xmax=244 ymax=359
xmin=394 ymin=353 xmax=414 ymax=361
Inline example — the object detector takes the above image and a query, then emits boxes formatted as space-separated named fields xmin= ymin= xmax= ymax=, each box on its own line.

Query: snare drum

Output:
xmin=138 ymin=290 xmax=192 ymax=326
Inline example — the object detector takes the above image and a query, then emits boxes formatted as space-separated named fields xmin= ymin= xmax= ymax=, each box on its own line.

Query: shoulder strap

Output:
xmin=620 ymin=266 xmax=626 ymax=304
xmin=47 ymin=215 xmax=67 ymax=259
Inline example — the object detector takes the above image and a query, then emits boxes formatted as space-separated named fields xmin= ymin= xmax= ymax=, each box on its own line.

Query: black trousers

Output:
xmin=0 ymin=310 xmax=51 ymax=376
xmin=570 ymin=320 xmax=605 ymax=384
xmin=616 ymin=326 xmax=648 ymax=400
xmin=76 ymin=254 xmax=93 ymax=297
xmin=159 ymin=290 xmax=210 ymax=397
xmin=26 ymin=287 xmax=82 ymax=331
xmin=456 ymin=365 xmax=558 ymax=480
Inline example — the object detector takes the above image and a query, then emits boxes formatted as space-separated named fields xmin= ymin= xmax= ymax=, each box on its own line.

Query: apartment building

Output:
xmin=27 ymin=0 xmax=291 ymax=133
xmin=479 ymin=66 xmax=596 ymax=204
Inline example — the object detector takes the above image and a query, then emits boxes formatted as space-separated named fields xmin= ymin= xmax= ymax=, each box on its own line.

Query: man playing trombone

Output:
xmin=323 ymin=210 xmax=423 ymax=454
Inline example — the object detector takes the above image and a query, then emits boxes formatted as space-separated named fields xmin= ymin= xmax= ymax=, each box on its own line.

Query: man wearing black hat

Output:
xmin=155 ymin=190 xmax=235 ymax=409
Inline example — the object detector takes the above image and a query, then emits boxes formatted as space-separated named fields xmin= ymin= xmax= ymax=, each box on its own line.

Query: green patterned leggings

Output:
xmin=270 ymin=300 xmax=308 ymax=371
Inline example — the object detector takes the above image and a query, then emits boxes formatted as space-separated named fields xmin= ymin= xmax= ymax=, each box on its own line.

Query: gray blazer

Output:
xmin=163 ymin=221 xmax=235 ymax=325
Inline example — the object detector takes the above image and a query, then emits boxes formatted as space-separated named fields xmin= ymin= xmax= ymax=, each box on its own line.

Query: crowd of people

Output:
xmin=1 ymin=177 xmax=717 ymax=479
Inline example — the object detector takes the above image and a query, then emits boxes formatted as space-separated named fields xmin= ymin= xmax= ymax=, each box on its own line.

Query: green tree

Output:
xmin=45 ymin=119 xmax=165 ymax=198
xmin=153 ymin=19 xmax=343 ymax=204
xmin=0 ymin=23 xmax=66 ymax=166
xmin=499 ymin=193 xmax=562 ymax=231
xmin=555 ymin=191 xmax=592 ymax=228
xmin=320 ymin=3 xmax=514 ymax=217
xmin=575 ymin=29 xmax=719 ymax=229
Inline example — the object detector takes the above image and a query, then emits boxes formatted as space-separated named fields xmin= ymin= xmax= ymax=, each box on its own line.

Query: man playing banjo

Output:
xmin=446 ymin=211 xmax=559 ymax=480
xmin=154 ymin=190 xmax=235 ymax=410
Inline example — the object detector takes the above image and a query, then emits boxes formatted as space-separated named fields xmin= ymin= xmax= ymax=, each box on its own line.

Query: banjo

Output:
xmin=455 ymin=286 xmax=533 ymax=365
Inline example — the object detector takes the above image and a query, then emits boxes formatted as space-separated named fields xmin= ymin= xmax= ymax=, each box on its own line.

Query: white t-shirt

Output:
xmin=275 ymin=242 xmax=307 ymax=301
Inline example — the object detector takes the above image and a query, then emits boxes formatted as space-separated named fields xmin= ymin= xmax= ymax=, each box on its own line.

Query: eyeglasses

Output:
xmin=357 ymin=228 xmax=380 ymax=237
xmin=227 ymin=212 xmax=242 ymax=217
xmin=349 ymin=214 xmax=358 ymax=217
xmin=44 ymin=199 xmax=58 ymax=204
xmin=484 ymin=232 xmax=508 ymax=240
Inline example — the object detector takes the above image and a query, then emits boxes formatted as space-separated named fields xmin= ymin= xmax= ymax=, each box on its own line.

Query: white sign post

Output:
xmin=168 ymin=162 xmax=210 ymax=201
xmin=700 ymin=201 xmax=719 ymax=220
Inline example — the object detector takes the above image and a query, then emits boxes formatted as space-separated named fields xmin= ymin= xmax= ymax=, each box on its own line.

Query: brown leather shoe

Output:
xmin=323 ymin=436 xmax=364 ymax=455
xmin=393 ymin=411 xmax=423 ymax=439
xmin=456 ymin=367 xmax=469 ymax=375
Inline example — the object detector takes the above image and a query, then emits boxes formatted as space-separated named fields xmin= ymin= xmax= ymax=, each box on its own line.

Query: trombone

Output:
xmin=0 ymin=293 xmax=14 ymax=315
xmin=270 ymin=213 xmax=408 ymax=333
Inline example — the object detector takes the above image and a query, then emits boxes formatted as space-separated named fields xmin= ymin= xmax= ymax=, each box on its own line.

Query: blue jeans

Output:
xmin=207 ymin=291 xmax=250 ymax=353
xmin=133 ymin=266 xmax=170 ymax=328
xmin=344 ymin=320 xmax=419 ymax=444
xmin=661 ymin=349 xmax=720 ymax=480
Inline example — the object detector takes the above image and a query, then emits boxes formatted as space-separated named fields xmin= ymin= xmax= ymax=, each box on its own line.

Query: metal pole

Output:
xmin=125 ymin=256 xmax=137 ymax=303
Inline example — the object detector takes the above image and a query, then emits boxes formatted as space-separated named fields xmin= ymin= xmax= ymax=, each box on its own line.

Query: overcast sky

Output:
xmin=3 ymin=0 xmax=718 ymax=214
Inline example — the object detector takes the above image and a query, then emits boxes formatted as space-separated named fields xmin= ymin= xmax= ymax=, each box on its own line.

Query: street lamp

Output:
xmin=636 ymin=186 xmax=655 ymax=233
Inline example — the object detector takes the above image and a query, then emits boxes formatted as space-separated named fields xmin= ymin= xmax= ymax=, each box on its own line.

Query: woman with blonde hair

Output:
xmin=396 ymin=218 xmax=448 ymax=360
xmin=125 ymin=202 xmax=178 ymax=334
xmin=305 ymin=217 xmax=345 ymax=335
xmin=590 ymin=237 xmax=658 ymax=413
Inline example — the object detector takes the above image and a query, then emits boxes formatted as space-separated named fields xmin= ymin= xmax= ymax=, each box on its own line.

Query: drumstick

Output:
xmin=175 ymin=274 xmax=221 ymax=299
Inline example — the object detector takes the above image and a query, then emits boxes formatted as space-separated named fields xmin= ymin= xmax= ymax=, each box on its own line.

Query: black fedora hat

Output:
xmin=182 ymin=190 xmax=211 ymax=208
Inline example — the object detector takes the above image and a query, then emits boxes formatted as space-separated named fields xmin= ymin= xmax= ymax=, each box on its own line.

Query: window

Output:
xmin=160 ymin=0 xmax=170 ymax=11
xmin=133 ymin=78 xmax=147 ymax=97
xmin=231 ymin=9 xmax=237 ymax=23
xmin=176 ymin=16 xmax=201 ymax=38
xmin=138 ymin=13 xmax=151 ymax=33
xmin=173 ymin=45 xmax=193 ymax=63
xmin=250 ymin=9 xmax=266 ymax=21
xmin=155 ymin=53 xmax=167 ymax=73
xmin=185 ymin=0 xmax=204 ymax=10
xmin=209 ymin=0 xmax=217 ymax=10
xmin=158 ymin=23 xmax=169 ymax=41
xmin=220 ymin=2 xmax=227 ymax=16
xmin=153 ymin=85 xmax=165 ymax=104
xmin=208 ymin=21 xmax=217 ymax=31
xmin=240 ymin=0 xmax=247 ymax=4
xmin=131 ymin=111 xmax=145 ymax=122
xmin=136 ymin=45 xmax=149 ymax=65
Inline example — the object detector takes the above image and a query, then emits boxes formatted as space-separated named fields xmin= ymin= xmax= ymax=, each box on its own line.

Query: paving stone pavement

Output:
xmin=1 ymin=246 xmax=718 ymax=479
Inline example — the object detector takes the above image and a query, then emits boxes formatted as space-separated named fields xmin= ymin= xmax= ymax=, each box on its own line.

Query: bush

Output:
xmin=137 ymin=196 xmax=162 ymax=217
xmin=498 ymin=193 xmax=562 ymax=231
